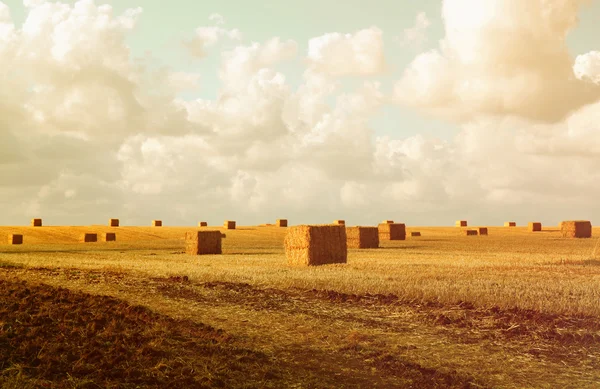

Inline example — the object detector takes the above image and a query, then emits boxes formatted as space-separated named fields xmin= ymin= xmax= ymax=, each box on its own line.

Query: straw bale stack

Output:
xmin=8 ymin=234 xmax=23 ymax=245
xmin=346 ymin=226 xmax=379 ymax=249
xmin=378 ymin=223 xmax=406 ymax=240
xmin=456 ymin=220 xmax=467 ymax=227
xmin=109 ymin=219 xmax=119 ymax=227
xmin=465 ymin=230 xmax=478 ymax=236
xmin=31 ymin=219 xmax=42 ymax=227
xmin=410 ymin=231 xmax=421 ymax=237
xmin=528 ymin=222 xmax=542 ymax=232
xmin=152 ymin=220 xmax=162 ymax=227
xmin=198 ymin=222 xmax=208 ymax=227
xmin=284 ymin=225 xmax=347 ymax=266
xmin=81 ymin=233 xmax=98 ymax=243
xmin=382 ymin=220 xmax=394 ymax=224
xmin=224 ymin=221 xmax=236 ymax=230
xmin=504 ymin=222 xmax=516 ymax=227
xmin=561 ymin=221 xmax=592 ymax=238
xmin=104 ymin=232 xmax=116 ymax=242
xmin=333 ymin=220 xmax=345 ymax=225
xmin=185 ymin=231 xmax=222 ymax=255
xmin=276 ymin=219 xmax=288 ymax=227
xmin=478 ymin=227 xmax=488 ymax=236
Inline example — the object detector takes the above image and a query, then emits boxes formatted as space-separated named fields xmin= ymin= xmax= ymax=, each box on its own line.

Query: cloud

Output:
xmin=184 ymin=14 xmax=241 ymax=58
xmin=397 ymin=12 xmax=431 ymax=49
xmin=307 ymin=27 xmax=385 ymax=76
xmin=394 ymin=0 xmax=600 ymax=123
xmin=574 ymin=51 xmax=600 ymax=84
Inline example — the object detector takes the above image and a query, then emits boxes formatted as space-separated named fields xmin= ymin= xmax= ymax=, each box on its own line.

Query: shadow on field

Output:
xmin=378 ymin=246 xmax=422 ymax=250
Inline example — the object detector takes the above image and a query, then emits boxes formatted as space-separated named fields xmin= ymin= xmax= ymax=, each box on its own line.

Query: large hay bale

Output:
xmin=198 ymin=222 xmax=208 ymax=227
xmin=346 ymin=226 xmax=379 ymax=249
xmin=410 ymin=231 xmax=421 ymax=237
xmin=81 ymin=233 xmax=98 ymax=243
xmin=561 ymin=221 xmax=592 ymax=238
xmin=478 ymin=227 xmax=488 ymax=236
xmin=31 ymin=218 xmax=42 ymax=227
xmin=382 ymin=220 xmax=394 ymax=224
xmin=504 ymin=222 xmax=516 ymax=227
xmin=8 ymin=234 xmax=23 ymax=245
xmin=185 ymin=231 xmax=222 ymax=255
xmin=456 ymin=220 xmax=467 ymax=227
xmin=152 ymin=220 xmax=162 ymax=227
xmin=104 ymin=232 xmax=116 ymax=242
xmin=465 ymin=230 xmax=478 ymax=236
xmin=333 ymin=220 xmax=345 ymax=225
xmin=276 ymin=219 xmax=288 ymax=227
xmin=378 ymin=223 xmax=406 ymax=240
xmin=224 ymin=220 xmax=236 ymax=230
xmin=528 ymin=222 xmax=542 ymax=232
xmin=109 ymin=219 xmax=119 ymax=227
xmin=284 ymin=225 xmax=347 ymax=266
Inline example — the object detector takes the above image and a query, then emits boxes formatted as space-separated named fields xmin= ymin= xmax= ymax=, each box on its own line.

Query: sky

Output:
xmin=1 ymin=0 xmax=600 ymax=227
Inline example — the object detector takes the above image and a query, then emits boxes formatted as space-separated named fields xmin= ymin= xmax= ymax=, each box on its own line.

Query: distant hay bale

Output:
xmin=333 ymin=220 xmax=345 ymax=225
xmin=478 ymin=227 xmax=488 ymax=236
xmin=198 ymin=222 xmax=208 ymax=227
xmin=224 ymin=221 xmax=236 ymax=230
xmin=81 ymin=233 xmax=98 ymax=243
xmin=455 ymin=220 xmax=467 ymax=227
xmin=276 ymin=219 xmax=288 ymax=227
xmin=185 ymin=231 xmax=222 ymax=255
xmin=109 ymin=219 xmax=119 ymax=227
xmin=103 ymin=232 xmax=116 ymax=242
xmin=152 ymin=220 xmax=162 ymax=227
xmin=382 ymin=220 xmax=394 ymax=224
xmin=8 ymin=234 xmax=23 ymax=245
xmin=410 ymin=231 xmax=421 ymax=237
xmin=378 ymin=223 xmax=406 ymax=241
xmin=528 ymin=222 xmax=542 ymax=232
xmin=31 ymin=219 xmax=42 ymax=227
xmin=346 ymin=226 xmax=379 ymax=249
xmin=465 ymin=230 xmax=478 ymax=236
xmin=504 ymin=222 xmax=516 ymax=227
xmin=561 ymin=221 xmax=592 ymax=238
xmin=284 ymin=225 xmax=347 ymax=266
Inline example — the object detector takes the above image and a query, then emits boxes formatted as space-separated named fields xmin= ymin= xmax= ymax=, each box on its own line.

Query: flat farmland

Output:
xmin=1 ymin=225 xmax=599 ymax=388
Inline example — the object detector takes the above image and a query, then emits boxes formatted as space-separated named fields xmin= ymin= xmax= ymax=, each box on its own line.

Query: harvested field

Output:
xmin=1 ymin=225 xmax=600 ymax=388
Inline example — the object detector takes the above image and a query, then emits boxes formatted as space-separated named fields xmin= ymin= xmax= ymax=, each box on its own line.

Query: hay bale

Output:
xmin=478 ymin=227 xmax=488 ymax=236
xmin=81 ymin=233 xmax=98 ymax=243
xmin=561 ymin=221 xmax=592 ymax=238
xmin=109 ymin=219 xmax=119 ymax=227
xmin=284 ymin=225 xmax=347 ymax=266
xmin=152 ymin=220 xmax=162 ymax=227
xmin=504 ymin=222 xmax=516 ymax=227
xmin=465 ymin=230 xmax=478 ymax=236
xmin=410 ymin=231 xmax=421 ymax=237
xmin=185 ymin=231 xmax=222 ymax=255
xmin=456 ymin=220 xmax=467 ymax=227
xmin=224 ymin=220 xmax=236 ymax=230
xmin=378 ymin=223 xmax=406 ymax=240
xmin=104 ymin=232 xmax=116 ymax=242
xmin=333 ymin=220 xmax=345 ymax=225
xmin=276 ymin=219 xmax=288 ymax=227
xmin=528 ymin=222 xmax=542 ymax=232
xmin=31 ymin=219 xmax=42 ymax=227
xmin=8 ymin=234 xmax=23 ymax=245
xmin=198 ymin=222 xmax=208 ymax=227
xmin=382 ymin=220 xmax=394 ymax=224
xmin=346 ymin=226 xmax=379 ymax=249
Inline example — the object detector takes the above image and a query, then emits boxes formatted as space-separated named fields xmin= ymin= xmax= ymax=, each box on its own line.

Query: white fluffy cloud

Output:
xmin=398 ymin=12 xmax=431 ymax=49
xmin=395 ymin=0 xmax=600 ymax=123
xmin=307 ymin=27 xmax=385 ymax=76
xmin=2 ymin=0 xmax=600 ymax=227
